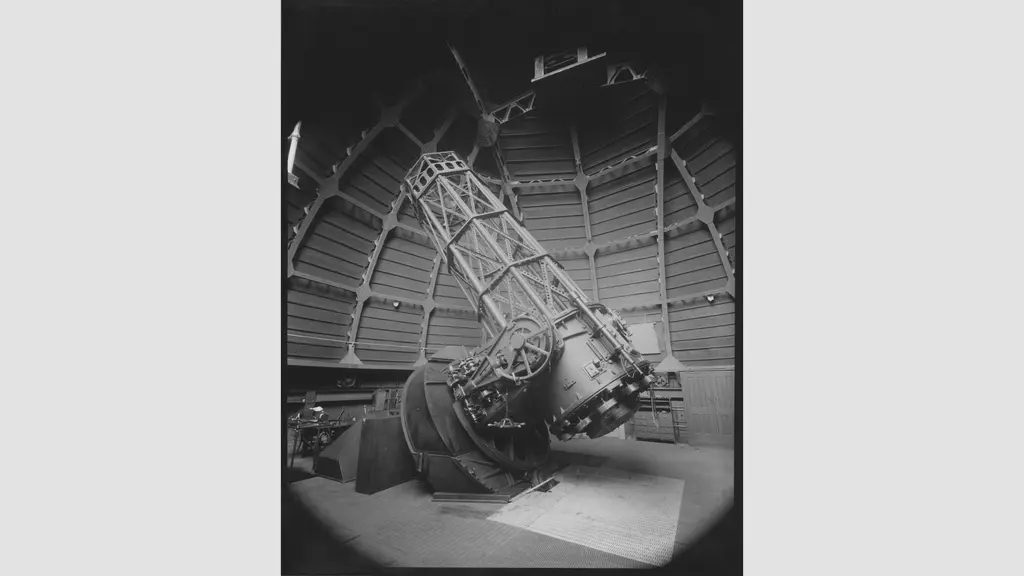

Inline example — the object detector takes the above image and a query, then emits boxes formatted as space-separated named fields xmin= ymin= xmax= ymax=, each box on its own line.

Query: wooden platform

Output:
xmin=286 ymin=436 xmax=733 ymax=568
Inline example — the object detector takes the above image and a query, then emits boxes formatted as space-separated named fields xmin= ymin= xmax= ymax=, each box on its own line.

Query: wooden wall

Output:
xmin=672 ymin=115 xmax=737 ymax=211
xmin=594 ymin=239 xmax=661 ymax=310
xmin=578 ymin=83 xmax=658 ymax=173
xmin=368 ymin=227 xmax=435 ymax=301
xmin=664 ymin=221 xmax=729 ymax=300
xmin=679 ymin=370 xmax=735 ymax=447
xmin=586 ymin=154 xmax=658 ymax=244
xmin=286 ymin=277 xmax=355 ymax=362
xmin=353 ymin=300 xmax=424 ymax=366
xmin=425 ymin=308 xmax=482 ymax=356
xmin=518 ymin=182 xmax=587 ymax=251
xmin=628 ymin=369 xmax=735 ymax=448
xmin=499 ymin=113 xmax=576 ymax=181
xmin=668 ymin=295 xmax=735 ymax=368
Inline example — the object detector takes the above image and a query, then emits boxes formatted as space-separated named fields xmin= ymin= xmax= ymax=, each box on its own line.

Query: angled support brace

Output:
xmin=492 ymin=144 xmax=521 ymax=220
xmin=655 ymin=96 xmax=674 ymax=357
xmin=291 ymin=268 xmax=471 ymax=313
xmin=446 ymin=43 xmax=520 ymax=221
xmin=421 ymin=107 xmax=459 ymax=154
xmin=345 ymin=108 xmax=465 ymax=366
xmin=397 ymin=122 xmax=424 ymax=149
xmin=665 ymin=285 xmax=730 ymax=306
xmin=570 ymin=121 xmax=598 ymax=301
xmin=669 ymin=149 xmax=736 ymax=298
xmin=342 ymin=189 xmax=409 ymax=364
xmin=669 ymin=104 xmax=713 ymax=144
xmin=489 ymin=90 xmax=536 ymax=125
xmin=286 ymin=82 xmax=425 ymax=274
xmin=602 ymin=62 xmax=647 ymax=87
xmin=448 ymin=43 xmax=488 ymax=115
xmin=416 ymin=253 xmax=443 ymax=365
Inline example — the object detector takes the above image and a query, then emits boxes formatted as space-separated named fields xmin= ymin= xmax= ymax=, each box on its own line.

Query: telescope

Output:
xmin=398 ymin=152 xmax=661 ymax=494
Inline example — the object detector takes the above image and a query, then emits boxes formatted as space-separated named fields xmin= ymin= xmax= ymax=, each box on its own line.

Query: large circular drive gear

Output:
xmin=495 ymin=315 xmax=554 ymax=381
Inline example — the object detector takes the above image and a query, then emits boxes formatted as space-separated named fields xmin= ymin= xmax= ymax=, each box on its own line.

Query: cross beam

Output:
xmin=570 ymin=121 xmax=599 ymax=302
xmin=343 ymin=109 xmax=475 ymax=365
xmin=415 ymin=253 xmax=444 ymax=365
xmin=669 ymin=104 xmax=713 ymax=144
xmin=655 ymin=95 xmax=674 ymax=357
xmin=669 ymin=149 xmax=736 ymax=297
xmin=286 ymin=81 xmax=425 ymax=273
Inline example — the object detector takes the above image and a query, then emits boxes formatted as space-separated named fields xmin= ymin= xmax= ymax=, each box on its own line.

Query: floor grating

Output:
xmin=487 ymin=464 xmax=684 ymax=566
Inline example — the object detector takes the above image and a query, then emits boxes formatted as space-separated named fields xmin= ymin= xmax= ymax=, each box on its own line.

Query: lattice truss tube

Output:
xmin=404 ymin=152 xmax=591 ymax=339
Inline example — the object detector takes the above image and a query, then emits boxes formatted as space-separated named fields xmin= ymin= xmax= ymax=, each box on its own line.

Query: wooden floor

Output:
xmin=285 ymin=432 xmax=733 ymax=569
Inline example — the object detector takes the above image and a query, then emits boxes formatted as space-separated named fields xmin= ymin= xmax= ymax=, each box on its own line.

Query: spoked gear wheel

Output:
xmin=494 ymin=315 xmax=555 ymax=382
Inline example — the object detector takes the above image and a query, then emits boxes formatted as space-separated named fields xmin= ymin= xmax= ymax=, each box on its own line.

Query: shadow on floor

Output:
xmin=282 ymin=487 xmax=387 ymax=575
xmin=663 ymin=502 xmax=741 ymax=574
xmin=286 ymin=468 xmax=315 ymax=484
xmin=283 ymin=484 xmax=738 ymax=575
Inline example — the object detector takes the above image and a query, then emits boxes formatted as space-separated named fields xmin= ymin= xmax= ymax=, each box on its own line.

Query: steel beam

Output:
xmin=397 ymin=122 xmax=424 ymax=149
xmin=445 ymin=43 xmax=520 ymax=222
xmin=287 ymin=357 xmax=419 ymax=371
xmin=330 ymin=189 xmax=426 ymax=239
xmin=561 ymin=284 xmax=728 ymax=312
xmin=712 ymin=196 xmax=737 ymax=213
xmin=290 ymin=268 xmax=359 ymax=296
xmin=602 ymin=62 xmax=647 ymax=87
xmin=570 ymin=121 xmax=599 ymax=301
xmin=586 ymin=145 xmax=658 ymax=179
xmin=655 ymin=95 xmax=674 ymax=357
xmin=669 ymin=149 xmax=735 ymax=298
xmin=426 ymin=253 xmax=444 ymax=301
xmin=346 ymin=109 xmax=475 ymax=367
xmin=542 ymin=211 xmax=702 ymax=261
xmin=447 ymin=43 xmax=488 ymax=115
xmin=289 ymin=169 xmax=425 ymax=241
xmin=669 ymin=105 xmax=711 ymax=143
xmin=343 ymin=189 xmax=410 ymax=364
xmin=422 ymin=107 xmax=459 ymax=153
xmin=291 ymin=269 xmax=474 ymax=314
xmin=493 ymin=146 xmax=521 ymax=220
xmin=664 ymin=285 xmax=730 ymax=306
xmin=286 ymin=82 xmax=425 ymax=272
xmin=570 ymin=122 xmax=592 ymax=242
xmin=488 ymin=90 xmax=536 ymax=125
xmin=416 ymin=253 xmax=443 ymax=366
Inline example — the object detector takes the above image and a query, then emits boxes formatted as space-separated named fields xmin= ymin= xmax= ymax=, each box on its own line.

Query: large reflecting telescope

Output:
xmin=399 ymin=152 xmax=660 ymax=494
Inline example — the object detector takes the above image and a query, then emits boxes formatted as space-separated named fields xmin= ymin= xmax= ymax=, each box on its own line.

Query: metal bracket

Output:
xmin=533 ymin=46 xmax=607 ymax=82
xmin=489 ymin=91 xmax=537 ymax=125
xmin=583 ymin=361 xmax=603 ymax=379
xmin=602 ymin=62 xmax=647 ymax=87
